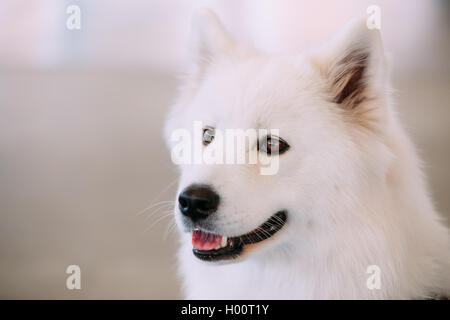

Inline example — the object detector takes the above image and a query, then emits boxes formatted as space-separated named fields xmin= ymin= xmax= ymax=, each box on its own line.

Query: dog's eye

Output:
xmin=202 ymin=127 xmax=215 ymax=146
xmin=259 ymin=135 xmax=289 ymax=155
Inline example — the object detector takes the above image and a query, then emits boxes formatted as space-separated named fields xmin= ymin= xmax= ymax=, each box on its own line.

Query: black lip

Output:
xmin=193 ymin=239 xmax=243 ymax=261
xmin=192 ymin=210 xmax=287 ymax=261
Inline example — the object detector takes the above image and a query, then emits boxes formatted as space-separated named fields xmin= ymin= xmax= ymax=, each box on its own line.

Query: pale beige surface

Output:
xmin=0 ymin=68 xmax=181 ymax=299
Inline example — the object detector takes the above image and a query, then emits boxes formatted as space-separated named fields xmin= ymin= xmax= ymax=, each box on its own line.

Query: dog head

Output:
xmin=165 ymin=9 xmax=391 ymax=263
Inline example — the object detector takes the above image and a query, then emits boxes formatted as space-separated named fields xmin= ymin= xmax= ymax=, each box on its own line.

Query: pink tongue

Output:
xmin=192 ymin=230 xmax=222 ymax=251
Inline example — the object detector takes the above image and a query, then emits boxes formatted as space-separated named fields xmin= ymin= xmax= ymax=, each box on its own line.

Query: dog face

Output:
xmin=165 ymin=9 xmax=390 ymax=263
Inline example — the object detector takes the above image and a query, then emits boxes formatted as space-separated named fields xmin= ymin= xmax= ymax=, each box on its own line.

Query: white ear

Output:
xmin=187 ymin=8 xmax=236 ymax=80
xmin=312 ymin=18 xmax=387 ymax=111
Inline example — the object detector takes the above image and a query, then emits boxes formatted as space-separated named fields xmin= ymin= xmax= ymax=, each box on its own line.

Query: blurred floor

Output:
xmin=0 ymin=67 xmax=449 ymax=299
xmin=0 ymin=67 xmax=181 ymax=299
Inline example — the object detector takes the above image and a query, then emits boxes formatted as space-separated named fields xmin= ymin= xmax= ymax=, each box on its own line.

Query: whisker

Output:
xmin=163 ymin=218 xmax=178 ymax=241
xmin=271 ymin=215 xmax=286 ymax=225
xmin=144 ymin=203 xmax=174 ymax=221
xmin=136 ymin=200 xmax=175 ymax=216
xmin=144 ymin=211 xmax=174 ymax=233
xmin=254 ymin=230 xmax=266 ymax=242
xmin=135 ymin=177 xmax=179 ymax=216
xmin=151 ymin=177 xmax=179 ymax=202
xmin=259 ymin=228 xmax=273 ymax=239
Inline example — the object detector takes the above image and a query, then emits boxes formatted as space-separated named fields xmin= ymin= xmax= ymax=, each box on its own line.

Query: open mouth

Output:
xmin=192 ymin=211 xmax=287 ymax=261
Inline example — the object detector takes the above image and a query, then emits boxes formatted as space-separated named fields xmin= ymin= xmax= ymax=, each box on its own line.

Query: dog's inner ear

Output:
xmin=313 ymin=19 xmax=386 ymax=113
xmin=329 ymin=47 xmax=370 ymax=109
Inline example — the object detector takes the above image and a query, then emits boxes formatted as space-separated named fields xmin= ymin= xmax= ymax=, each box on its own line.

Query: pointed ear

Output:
xmin=187 ymin=8 xmax=236 ymax=81
xmin=312 ymin=18 xmax=387 ymax=112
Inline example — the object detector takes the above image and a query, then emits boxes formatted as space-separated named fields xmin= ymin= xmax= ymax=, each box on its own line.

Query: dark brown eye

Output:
xmin=202 ymin=127 xmax=215 ymax=145
xmin=259 ymin=135 xmax=289 ymax=155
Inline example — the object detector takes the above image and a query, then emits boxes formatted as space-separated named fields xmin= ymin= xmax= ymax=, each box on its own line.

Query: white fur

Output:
xmin=165 ymin=9 xmax=450 ymax=299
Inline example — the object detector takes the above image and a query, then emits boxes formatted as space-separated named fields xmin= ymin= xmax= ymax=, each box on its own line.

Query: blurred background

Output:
xmin=0 ymin=0 xmax=449 ymax=299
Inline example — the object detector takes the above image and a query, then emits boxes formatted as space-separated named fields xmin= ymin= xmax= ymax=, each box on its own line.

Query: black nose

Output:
xmin=178 ymin=184 xmax=220 ymax=221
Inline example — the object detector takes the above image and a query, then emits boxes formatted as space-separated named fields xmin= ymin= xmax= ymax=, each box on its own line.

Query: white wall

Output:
xmin=0 ymin=0 xmax=448 ymax=78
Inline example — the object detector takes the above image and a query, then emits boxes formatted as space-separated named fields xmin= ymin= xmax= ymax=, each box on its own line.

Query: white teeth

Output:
xmin=221 ymin=236 xmax=228 ymax=248
xmin=213 ymin=237 xmax=228 ymax=250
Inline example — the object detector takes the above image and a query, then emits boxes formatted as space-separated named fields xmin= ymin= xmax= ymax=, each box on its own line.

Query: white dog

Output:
xmin=164 ymin=9 xmax=450 ymax=299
